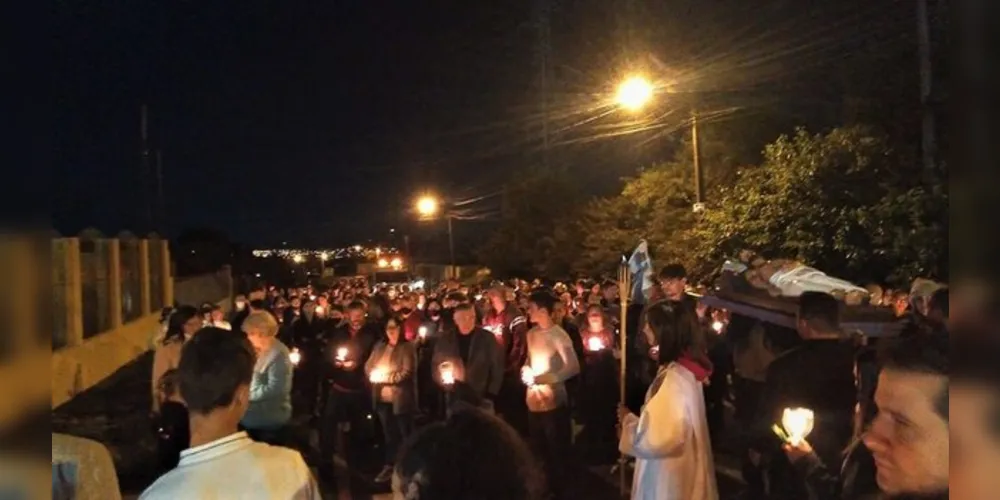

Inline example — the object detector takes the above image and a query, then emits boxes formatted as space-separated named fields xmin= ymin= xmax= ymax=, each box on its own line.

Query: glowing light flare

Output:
xmin=521 ymin=367 xmax=536 ymax=386
xmin=390 ymin=257 xmax=403 ymax=269
xmin=369 ymin=367 xmax=389 ymax=384
xmin=439 ymin=362 xmax=455 ymax=385
xmin=586 ymin=336 xmax=606 ymax=352
xmin=418 ymin=326 xmax=429 ymax=339
xmin=292 ymin=254 xmax=305 ymax=264
xmin=289 ymin=348 xmax=302 ymax=366
xmin=781 ymin=408 xmax=815 ymax=446
xmin=616 ymin=76 xmax=654 ymax=111
xmin=378 ymin=258 xmax=390 ymax=268
xmin=335 ymin=347 xmax=349 ymax=362
xmin=712 ymin=321 xmax=725 ymax=333
xmin=416 ymin=196 xmax=440 ymax=217
xmin=320 ymin=252 xmax=329 ymax=261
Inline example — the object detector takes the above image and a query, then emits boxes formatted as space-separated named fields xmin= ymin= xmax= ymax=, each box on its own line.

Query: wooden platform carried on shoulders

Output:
xmin=696 ymin=289 xmax=901 ymax=337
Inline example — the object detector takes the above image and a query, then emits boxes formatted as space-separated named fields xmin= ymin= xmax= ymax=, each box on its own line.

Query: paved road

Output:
xmin=54 ymin=354 xmax=745 ymax=499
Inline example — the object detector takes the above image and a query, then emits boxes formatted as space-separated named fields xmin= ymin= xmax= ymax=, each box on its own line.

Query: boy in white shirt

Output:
xmin=140 ymin=327 xmax=319 ymax=500
xmin=521 ymin=290 xmax=580 ymax=499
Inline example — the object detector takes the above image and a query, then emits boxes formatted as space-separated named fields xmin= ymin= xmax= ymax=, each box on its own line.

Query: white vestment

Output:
xmin=619 ymin=363 xmax=719 ymax=500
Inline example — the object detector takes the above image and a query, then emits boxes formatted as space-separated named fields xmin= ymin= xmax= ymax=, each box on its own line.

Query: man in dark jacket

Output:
xmin=317 ymin=300 xmax=380 ymax=480
xmin=432 ymin=303 xmax=504 ymax=414
xmin=483 ymin=286 xmax=530 ymax=436
xmin=753 ymin=291 xmax=856 ymax=499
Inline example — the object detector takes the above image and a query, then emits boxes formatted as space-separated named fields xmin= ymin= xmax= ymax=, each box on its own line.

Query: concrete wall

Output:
xmin=50 ymin=293 xmax=230 ymax=409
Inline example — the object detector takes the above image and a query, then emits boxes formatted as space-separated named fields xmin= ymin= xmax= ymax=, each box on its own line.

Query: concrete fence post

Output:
xmin=161 ymin=239 xmax=173 ymax=308
xmin=139 ymin=239 xmax=151 ymax=316
xmin=107 ymin=239 xmax=123 ymax=329
xmin=61 ymin=238 xmax=84 ymax=348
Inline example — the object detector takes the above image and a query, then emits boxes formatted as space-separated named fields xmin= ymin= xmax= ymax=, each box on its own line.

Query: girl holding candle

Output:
xmin=365 ymin=315 xmax=417 ymax=484
xmin=578 ymin=304 xmax=619 ymax=462
xmin=617 ymin=301 xmax=718 ymax=500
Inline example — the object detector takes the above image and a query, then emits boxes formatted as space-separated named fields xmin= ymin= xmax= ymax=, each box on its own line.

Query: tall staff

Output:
xmin=616 ymin=259 xmax=631 ymax=497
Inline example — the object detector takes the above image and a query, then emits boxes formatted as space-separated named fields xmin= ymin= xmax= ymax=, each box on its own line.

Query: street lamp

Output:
xmin=612 ymin=73 xmax=704 ymax=207
xmin=414 ymin=194 xmax=454 ymax=269
xmin=416 ymin=196 xmax=439 ymax=218
xmin=616 ymin=76 xmax=654 ymax=111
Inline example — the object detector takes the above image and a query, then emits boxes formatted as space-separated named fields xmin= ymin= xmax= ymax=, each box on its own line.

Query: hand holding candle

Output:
xmin=587 ymin=336 xmax=606 ymax=352
xmin=521 ymin=366 xmax=536 ymax=386
xmin=370 ymin=367 xmax=388 ymax=384
xmin=289 ymin=348 xmax=302 ymax=366
xmin=439 ymin=362 xmax=455 ymax=386
xmin=777 ymin=408 xmax=815 ymax=446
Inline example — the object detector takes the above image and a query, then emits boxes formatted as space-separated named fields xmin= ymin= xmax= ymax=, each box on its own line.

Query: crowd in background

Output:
xmin=136 ymin=266 xmax=1000 ymax=500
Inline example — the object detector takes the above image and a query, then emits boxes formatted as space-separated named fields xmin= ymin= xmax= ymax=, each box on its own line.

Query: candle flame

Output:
xmin=587 ymin=336 xmax=605 ymax=352
xmin=712 ymin=321 xmax=724 ymax=333
xmin=781 ymin=408 xmax=815 ymax=446
xmin=289 ymin=348 xmax=302 ymax=366
xmin=418 ymin=326 xmax=428 ymax=339
xmin=336 ymin=347 xmax=348 ymax=361
xmin=370 ymin=367 xmax=388 ymax=384
xmin=521 ymin=367 xmax=536 ymax=386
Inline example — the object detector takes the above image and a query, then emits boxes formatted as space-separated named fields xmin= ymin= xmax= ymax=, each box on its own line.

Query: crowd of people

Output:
xmin=136 ymin=266 xmax=999 ymax=500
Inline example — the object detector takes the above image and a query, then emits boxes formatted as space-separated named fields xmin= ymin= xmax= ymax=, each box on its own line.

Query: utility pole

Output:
xmin=140 ymin=105 xmax=152 ymax=231
xmin=916 ymin=0 xmax=937 ymax=178
xmin=691 ymin=110 xmax=704 ymax=207
xmin=535 ymin=0 xmax=552 ymax=169
xmin=447 ymin=216 xmax=455 ymax=269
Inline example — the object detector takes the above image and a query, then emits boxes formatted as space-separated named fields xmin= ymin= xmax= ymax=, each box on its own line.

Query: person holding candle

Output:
xmin=317 ymin=300 xmax=379 ymax=481
xmin=364 ymin=315 xmax=417 ymax=484
xmin=521 ymin=290 xmax=580 ymax=500
xmin=484 ymin=286 xmax=531 ymax=437
xmin=431 ymin=303 xmax=504 ymax=414
xmin=617 ymin=301 xmax=718 ymax=500
xmin=750 ymin=291 xmax=857 ymax=499
xmin=577 ymin=304 xmax=619 ymax=462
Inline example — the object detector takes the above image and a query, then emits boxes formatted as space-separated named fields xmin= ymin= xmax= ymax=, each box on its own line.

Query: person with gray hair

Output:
xmin=240 ymin=310 xmax=293 ymax=443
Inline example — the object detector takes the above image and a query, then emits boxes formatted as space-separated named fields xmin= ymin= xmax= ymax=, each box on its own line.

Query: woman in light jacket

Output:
xmin=365 ymin=315 xmax=418 ymax=484
xmin=617 ymin=301 xmax=719 ymax=500
xmin=241 ymin=310 xmax=293 ymax=443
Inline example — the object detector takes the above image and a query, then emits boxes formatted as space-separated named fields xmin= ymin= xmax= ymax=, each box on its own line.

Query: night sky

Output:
xmin=53 ymin=0 xmax=923 ymax=247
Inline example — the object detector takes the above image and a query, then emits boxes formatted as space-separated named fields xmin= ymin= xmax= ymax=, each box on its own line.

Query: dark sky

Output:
xmin=53 ymin=0 xmax=925 ymax=247
xmin=54 ymin=1 xmax=537 ymax=245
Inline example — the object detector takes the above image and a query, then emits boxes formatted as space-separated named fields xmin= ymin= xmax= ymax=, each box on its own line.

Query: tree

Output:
xmin=475 ymin=171 xmax=580 ymax=278
xmin=689 ymin=126 xmax=947 ymax=285
xmin=574 ymin=161 xmax=700 ymax=276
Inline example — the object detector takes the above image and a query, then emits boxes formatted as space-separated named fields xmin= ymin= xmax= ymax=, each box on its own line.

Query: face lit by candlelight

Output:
xmin=385 ymin=318 xmax=402 ymax=344
xmin=586 ymin=309 xmax=604 ymax=332
xmin=863 ymin=368 xmax=949 ymax=496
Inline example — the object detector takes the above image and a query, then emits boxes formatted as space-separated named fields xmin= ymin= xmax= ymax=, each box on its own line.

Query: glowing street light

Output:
xmin=292 ymin=254 xmax=304 ymax=264
xmin=416 ymin=196 xmax=439 ymax=217
xmin=616 ymin=76 xmax=654 ymax=111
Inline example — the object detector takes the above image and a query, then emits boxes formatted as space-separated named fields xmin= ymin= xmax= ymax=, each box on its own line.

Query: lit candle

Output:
xmin=370 ymin=367 xmax=388 ymax=384
xmin=586 ymin=336 xmax=605 ymax=352
xmin=712 ymin=320 xmax=725 ymax=333
xmin=439 ymin=362 xmax=455 ymax=386
xmin=289 ymin=348 xmax=302 ymax=366
xmin=521 ymin=366 xmax=536 ymax=386
xmin=418 ymin=326 xmax=429 ymax=340
xmin=780 ymin=408 xmax=815 ymax=446
xmin=336 ymin=347 xmax=349 ymax=362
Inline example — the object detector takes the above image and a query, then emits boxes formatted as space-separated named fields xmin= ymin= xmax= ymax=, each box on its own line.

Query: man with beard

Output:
xmin=483 ymin=286 xmax=530 ymax=437
xmin=316 ymin=300 xmax=379 ymax=484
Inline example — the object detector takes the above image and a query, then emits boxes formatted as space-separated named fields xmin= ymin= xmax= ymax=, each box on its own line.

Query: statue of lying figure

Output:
xmin=736 ymin=250 xmax=869 ymax=306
